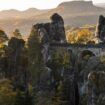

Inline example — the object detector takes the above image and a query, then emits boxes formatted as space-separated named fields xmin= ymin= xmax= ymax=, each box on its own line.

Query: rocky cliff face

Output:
xmin=31 ymin=13 xmax=105 ymax=105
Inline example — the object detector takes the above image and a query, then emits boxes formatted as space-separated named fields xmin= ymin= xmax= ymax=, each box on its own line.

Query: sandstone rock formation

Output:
xmin=95 ymin=15 xmax=105 ymax=43
xmin=33 ymin=13 xmax=66 ymax=64
xmin=87 ymin=71 xmax=105 ymax=105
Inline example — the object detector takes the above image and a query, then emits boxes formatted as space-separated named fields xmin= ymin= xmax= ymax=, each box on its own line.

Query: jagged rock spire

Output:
xmin=95 ymin=15 xmax=105 ymax=43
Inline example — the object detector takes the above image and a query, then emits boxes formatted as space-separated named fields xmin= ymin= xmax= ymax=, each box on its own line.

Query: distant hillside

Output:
xmin=0 ymin=8 xmax=48 ymax=19
xmin=38 ymin=1 xmax=105 ymax=25
xmin=0 ymin=1 xmax=105 ymax=36
xmin=95 ymin=3 xmax=105 ymax=8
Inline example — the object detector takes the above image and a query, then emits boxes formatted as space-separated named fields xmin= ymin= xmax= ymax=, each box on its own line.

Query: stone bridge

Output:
xmin=50 ymin=43 xmax=105 ymax=58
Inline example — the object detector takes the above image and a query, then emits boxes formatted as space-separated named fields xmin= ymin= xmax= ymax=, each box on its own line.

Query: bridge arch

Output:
xmin=79 ymin=50 xmax=95 ymax=60
xmin=67 ymin=49 xmax=73 ymax=54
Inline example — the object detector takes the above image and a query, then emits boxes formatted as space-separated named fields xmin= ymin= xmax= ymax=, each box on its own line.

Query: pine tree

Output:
xmin=0 ymin=29 xmax=8 ymax=44
xmin=27 ymin=26 xmax=43 ymax=90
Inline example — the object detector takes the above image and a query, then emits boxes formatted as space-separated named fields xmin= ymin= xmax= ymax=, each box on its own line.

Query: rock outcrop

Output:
xmin=95 ymin=15 xmax=105 ymax=43
xmin=87 ymin=71 xmax=105 ymax=105
xmin=32 ymin=13 xmax=66 ymax=64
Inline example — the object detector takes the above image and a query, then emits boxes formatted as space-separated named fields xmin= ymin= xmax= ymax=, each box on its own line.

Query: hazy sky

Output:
xmin=0 ymin=0 xmax=105 ymax=11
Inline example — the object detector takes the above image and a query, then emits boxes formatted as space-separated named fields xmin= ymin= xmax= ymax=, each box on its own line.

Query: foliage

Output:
xmin=67 ymin=28 xmax=94 ymax=44
xmin=27 ymin=26 xmax=44 ymax=88
xmin=0 ymin=79 xmax=33 ymax=105
xmin=50 ymin=48 xmax=71 ymax=68
xmin=67 ymin=30 xmax=77 ymax=43
xmin=0 ymin=79 xmax=16 ymax=105
xmin=52 ymin=81 xmax=67 ymax=105
xmin=0 ymin=29 xmax=8 ymax=44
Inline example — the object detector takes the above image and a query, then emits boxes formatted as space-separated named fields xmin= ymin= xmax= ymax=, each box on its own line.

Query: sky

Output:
xmin=0 ymin=0 xmax=105 ymax=11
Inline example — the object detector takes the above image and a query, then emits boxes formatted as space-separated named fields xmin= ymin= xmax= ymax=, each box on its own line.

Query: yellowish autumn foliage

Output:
xmin=0 ymin=43 xmax=5 ymax=49
xmin=67 ymin=28 xmax=94 ymax=44
xmin=76 ymin=29 xmax=92 ymax=43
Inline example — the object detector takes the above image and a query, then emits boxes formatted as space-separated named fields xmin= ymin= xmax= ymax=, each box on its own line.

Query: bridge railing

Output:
xmin=50 ymin=43 xmax=105 ymax=48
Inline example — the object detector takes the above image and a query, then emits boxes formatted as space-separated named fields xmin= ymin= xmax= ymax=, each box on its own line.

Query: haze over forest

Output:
xmin=0 ymin=1 xmax=105 ymax=36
